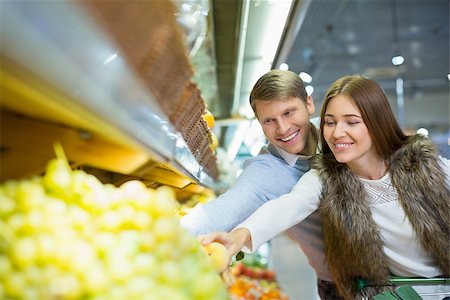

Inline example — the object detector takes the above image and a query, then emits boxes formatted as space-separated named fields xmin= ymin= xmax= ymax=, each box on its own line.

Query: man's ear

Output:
xmin=306 ymin=95 xmax=315 ymax=115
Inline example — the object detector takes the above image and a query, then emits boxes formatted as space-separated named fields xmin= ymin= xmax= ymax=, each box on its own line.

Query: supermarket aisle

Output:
xmin=269 ymin=234 xmax=320 ymax=300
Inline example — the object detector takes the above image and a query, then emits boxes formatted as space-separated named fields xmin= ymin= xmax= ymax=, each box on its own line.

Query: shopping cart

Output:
xmin=357 ymin=277 xmax=450 ymax=300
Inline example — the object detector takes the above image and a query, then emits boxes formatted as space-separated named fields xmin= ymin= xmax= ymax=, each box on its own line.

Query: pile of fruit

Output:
xmin=176 ymin=192 xmax=215 ymax=218
xmin=231 ymin=263 xmax=276 ymax=281
xmin=225 ymin=263 xmax=289 ymax=300
xmin=0 ymin=145 xmax=228 ymax=299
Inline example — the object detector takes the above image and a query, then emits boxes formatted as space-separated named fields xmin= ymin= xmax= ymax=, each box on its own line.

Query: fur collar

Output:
xmin=312 ymin=135 xmax=450 ymax=299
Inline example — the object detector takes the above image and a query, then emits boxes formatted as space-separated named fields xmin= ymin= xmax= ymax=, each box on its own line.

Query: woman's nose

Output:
xmin=332 ymin=122 xmax=346 ymax=138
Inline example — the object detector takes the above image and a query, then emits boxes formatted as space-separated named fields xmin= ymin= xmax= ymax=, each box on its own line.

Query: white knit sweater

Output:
xmin=237 ymin=156 xmax=450 ymax=278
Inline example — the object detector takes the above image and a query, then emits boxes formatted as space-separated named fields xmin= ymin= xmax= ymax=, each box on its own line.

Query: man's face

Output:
xmin=255 ymin=96 xmax=314 ymax=155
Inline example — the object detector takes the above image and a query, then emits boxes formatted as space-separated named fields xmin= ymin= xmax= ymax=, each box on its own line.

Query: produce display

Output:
xmin=0 ymin=146 xmax=228 ymax=299
xmin=225 ymin=262 xmax=289 ymax=300
xmin=176 ymin=184 xmax=291 ymax=299
xmin=176 ymin=193 xmax=214 ymax=218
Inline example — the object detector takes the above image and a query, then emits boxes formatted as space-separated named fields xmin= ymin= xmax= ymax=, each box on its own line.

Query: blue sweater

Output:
xmin=180 ymin=144 xmax=333 ymax=281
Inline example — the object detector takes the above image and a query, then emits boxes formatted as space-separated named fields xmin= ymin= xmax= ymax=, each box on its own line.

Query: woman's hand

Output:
xmin=199 ymin=228 xmax=252 ymax=259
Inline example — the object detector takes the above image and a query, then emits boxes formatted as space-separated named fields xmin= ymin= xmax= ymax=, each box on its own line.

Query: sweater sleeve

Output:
xmin=438 ymin=156 xmax=450 ymax=186
xmin=235 ymin=169 xmax=322 ymax=252
xmin=180 ymin=155 xmax=302 ymax=235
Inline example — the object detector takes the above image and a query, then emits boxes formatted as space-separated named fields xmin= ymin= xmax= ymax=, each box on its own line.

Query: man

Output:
xmin=181 ymin=69 xmax=341 ymax=299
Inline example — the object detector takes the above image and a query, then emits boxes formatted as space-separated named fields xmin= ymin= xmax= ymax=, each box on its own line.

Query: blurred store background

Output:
xmin=192 ymin=0 xmax=449 ymax=167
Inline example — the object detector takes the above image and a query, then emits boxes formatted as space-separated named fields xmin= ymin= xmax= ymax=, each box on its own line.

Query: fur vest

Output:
xmin=312 ymin=135 xmax=450 ymax=299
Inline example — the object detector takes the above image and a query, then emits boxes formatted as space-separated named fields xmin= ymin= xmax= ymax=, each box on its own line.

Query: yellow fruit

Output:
xmin=203 ymin=242 xmax=229 ymax=273
xmin=202 ymin=110 xmax=215 ymax=129
xmin=0 ymin=147 xmax=228 ymax=299
xmin=209 ymin=132 xmax=219 ymax=151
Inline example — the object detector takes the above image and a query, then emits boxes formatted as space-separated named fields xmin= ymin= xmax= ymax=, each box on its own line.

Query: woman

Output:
xmin=200 ymin=75 xmax=450 ymax=299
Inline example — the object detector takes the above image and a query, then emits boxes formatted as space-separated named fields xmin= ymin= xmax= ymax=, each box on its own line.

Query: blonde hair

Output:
xmin=249 ymin=70 xmax=308 ymax=115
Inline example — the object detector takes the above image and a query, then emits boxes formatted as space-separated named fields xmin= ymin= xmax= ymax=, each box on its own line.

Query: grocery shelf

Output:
xmin=0 ymin=1 xmax=214 ymax=190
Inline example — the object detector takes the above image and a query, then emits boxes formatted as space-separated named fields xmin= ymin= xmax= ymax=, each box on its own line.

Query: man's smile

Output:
xmin=279 ymin=130 xmax=300 ymax=142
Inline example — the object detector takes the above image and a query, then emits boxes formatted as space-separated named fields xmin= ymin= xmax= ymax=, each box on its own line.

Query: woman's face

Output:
xmin=322 ymin=95 xmax=380 ymax=169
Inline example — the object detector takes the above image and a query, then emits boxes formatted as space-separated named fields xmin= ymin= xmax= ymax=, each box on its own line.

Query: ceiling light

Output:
xmin=416 ymin=128 xmax=429 ymax=137
xmin=347 ymin=44 xmax=360 ymax=55
xmin=391 ymin=55 xmax=404 ymax=66
xmin=299 ymin=72 xmax=312 ymax=83
xmin=305 ymin=85 xmax=314 ymax=95
xmin=279 ymin=63 xmax=289 ymax=70
xmin=447 ymin=74 xmax=450 ymax=81
xmin=103 ymin=52 xmax=118 ymax=65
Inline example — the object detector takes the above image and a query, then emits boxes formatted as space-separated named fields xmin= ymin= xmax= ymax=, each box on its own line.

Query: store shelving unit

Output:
xmin=0 ymin=1 xmax=216 ymax=198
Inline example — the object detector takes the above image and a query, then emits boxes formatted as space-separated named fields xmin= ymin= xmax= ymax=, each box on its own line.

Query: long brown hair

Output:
xmin=320 ymin=75 xmax=408 ymax=158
